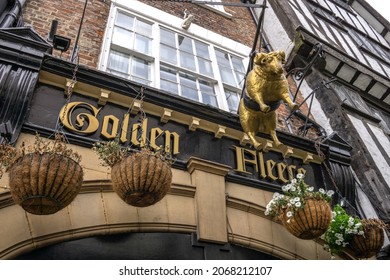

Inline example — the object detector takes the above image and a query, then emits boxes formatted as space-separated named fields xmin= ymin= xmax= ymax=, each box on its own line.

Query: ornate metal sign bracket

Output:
xmin=284 ymin=42 xmax=336 ymax=138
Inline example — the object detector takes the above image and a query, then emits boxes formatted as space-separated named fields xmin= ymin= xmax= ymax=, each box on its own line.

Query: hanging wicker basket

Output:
xmin=111 ymin=150 xmax=172 ymax=207
xmin=9 ymin=152 xmax=83 ymax=215
xmin=348 ymin=218 xmax=385 ymax=259
xmin=280 ymin=198 xmax=332 ymax=239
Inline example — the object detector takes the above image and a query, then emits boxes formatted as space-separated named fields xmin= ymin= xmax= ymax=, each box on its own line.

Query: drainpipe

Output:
xmin=248 ymin=5 xmax=272 ymax=52
xmin=0 ymin=0 xmax=26 ymax=28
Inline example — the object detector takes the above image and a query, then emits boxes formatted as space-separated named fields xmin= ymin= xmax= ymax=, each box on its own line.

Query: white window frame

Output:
xmin=100 ymin=0 xmax=251 ymax=113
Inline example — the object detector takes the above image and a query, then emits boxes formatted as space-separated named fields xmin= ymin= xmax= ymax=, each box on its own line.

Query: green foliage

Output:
xmin=322 ymin=204 xmax=363 ymax=255
xmin=92 ymin=137 xmax=130 ymax=167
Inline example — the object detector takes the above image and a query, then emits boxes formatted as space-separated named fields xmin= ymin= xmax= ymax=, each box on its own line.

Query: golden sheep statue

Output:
xmin=239 ymin=50 xmax=298 ymax=149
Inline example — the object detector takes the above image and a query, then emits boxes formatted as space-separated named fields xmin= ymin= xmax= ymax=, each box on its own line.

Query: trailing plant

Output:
xmin=0 ymin=133 xmax=81 ymax=179
xmin=92 ymin=137 xmax=175 ymax=167
xmin=264 ymin=173 xmax=334 ymax=223
xmin=92 ymin=137 xmax=130 ymax=167
xmin=321 ymin=204 xmax=364 ymax=255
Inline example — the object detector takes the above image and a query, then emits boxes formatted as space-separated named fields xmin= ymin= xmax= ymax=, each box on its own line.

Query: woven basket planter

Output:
xmin=111 ymin=150 xmax=172 ymax=207
xmin=280 ymin=198 xmax=332 ymax=239
xmin=348 ymin=219 xmax=385 ymax=259
xmin=9 ymin=152 xmax=83 ymax=215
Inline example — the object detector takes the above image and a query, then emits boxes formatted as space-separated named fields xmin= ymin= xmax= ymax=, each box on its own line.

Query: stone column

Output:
xmin=187 ymin=157 xmax=231 ymax=244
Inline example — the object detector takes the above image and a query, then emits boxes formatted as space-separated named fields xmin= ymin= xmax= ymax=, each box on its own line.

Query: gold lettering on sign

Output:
xmin=234 ymin=146 xmax=306 ymax=183
xmin=131 ymin=119 xmax=148 ymax=147
xmin=266 ymin=160 xmax=278 ymax=181
xmin=120 ymin=113 xmax=130 ymax=143
xmin=150 ymin=128 xmax=180 ymax=155
xmin=277 ymin=163 xmax=288 ymax=184
xmin=59 ymin=102 xmax=180 ymax=155
xmin=234 ymin=146 xmax=258 ymax=174
xmin=59 ymin=102 xmax=101 ymax=134
xmin=101 ymin=115 xmax=120 ymax=139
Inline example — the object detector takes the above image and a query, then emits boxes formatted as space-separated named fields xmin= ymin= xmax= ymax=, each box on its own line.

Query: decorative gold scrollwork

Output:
xmin=59 ymin=102 xmax=101 ymax=134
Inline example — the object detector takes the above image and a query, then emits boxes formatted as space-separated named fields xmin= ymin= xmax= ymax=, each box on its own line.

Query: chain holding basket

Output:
xmin=93 ymin=86 xmax=174 ymax=207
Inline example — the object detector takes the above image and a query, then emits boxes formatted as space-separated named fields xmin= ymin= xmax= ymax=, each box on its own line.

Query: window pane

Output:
xmin=180 ymin=52 xmax=196 ymax=71
xmin=112 ymin=27 xmax=133 ymax=47
xmin=198 ymin=58 xmax=213 ymax=76
xmin=116 ymin=12 xmax=134 ymax=30
xmin=132 ymin=76 xmax=151 ymax=85
xmin=200 ymin=81 xmax=217 ymax=107
xmin=161 ymin=80 xmax=179 ymax=94
xmin=225 ymin=89 xmax=240 ymax=113
xmin=195 ymin=41 xmax=210 ymax=59
xmin=107 ymin=69 xmax=128 ymax=79
xmin=134 ymin=34 xmax=152 ymax=54
xmin=160 ymin=29 xmax=176 ymax=46
xmin=180 ymin=73 xmax=196 ymax=88
xmin=234 ymin=71 xmax=245 ymax=87
xmin=215 ymin=49 xmax=231 ymax=67
xmin=160 ymin=44 xmax=177 ymax=64
xmin=131 ymin=57 xmax=150 ymax=80
xmin=219 ymin=67 xmax=236 ymax=86
xmin=136 ymin=19 xmax=152 ymax=37
xmin=160 ymin=67 xmax=177 ymax=82
xmin=180 ymin=73 xmax=198 ymax=101
xmin=108 ymin=50 xmax=129 ymax=74
xmin=181 ymin=86 xmax=198 ymax=101
xmin=160 ymin=68 xmax=179 ymax=94
xmin=178 ymin=35 xmax=193 ymax=53
xmin=232 ymin=56 xmax=245 ymax=73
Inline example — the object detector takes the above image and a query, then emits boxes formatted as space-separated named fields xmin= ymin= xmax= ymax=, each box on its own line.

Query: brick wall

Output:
xmin=140 ymin=0 xmax=257 ymax=48
xmin=23 ymin=0 xmax=111 ymax=68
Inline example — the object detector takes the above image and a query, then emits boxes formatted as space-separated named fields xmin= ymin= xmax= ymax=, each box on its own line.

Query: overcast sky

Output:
xmin=365 ymin=0 xmax=390 ymax=22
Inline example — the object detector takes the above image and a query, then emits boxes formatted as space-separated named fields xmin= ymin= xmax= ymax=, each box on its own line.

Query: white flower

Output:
xmin=296 ymin=173 xmax=304 ymax=179
xmin=294 ymin=197 xmax=300 ymax=202
xmin=291 ymin=186 xmax=296 ymax=191
xmin=327 ymin=190 xmax=334 ymax=196
xmin=319 ymin=188 xmax=325 ymax=194
xmin=291 ymin=179 xmax=297 ymax=184
xmin=308 ymin=187 xmax=314 ymax=192
xmin=355 ymin=223 xmax=361 ymax=228
xmin=282 ymin=186 xmax=288 ymax=192
xmin=273 ymin=192 xmax=280 ymax=198
xmin=295 ymin=202 xmax=302 ymax=207
xmin=286 ymin=211 xmax=293 ymax=217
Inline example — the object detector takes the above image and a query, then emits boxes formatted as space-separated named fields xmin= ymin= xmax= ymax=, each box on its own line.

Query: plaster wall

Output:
xmin=348 ymin=114 xmax=390 ymax=188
